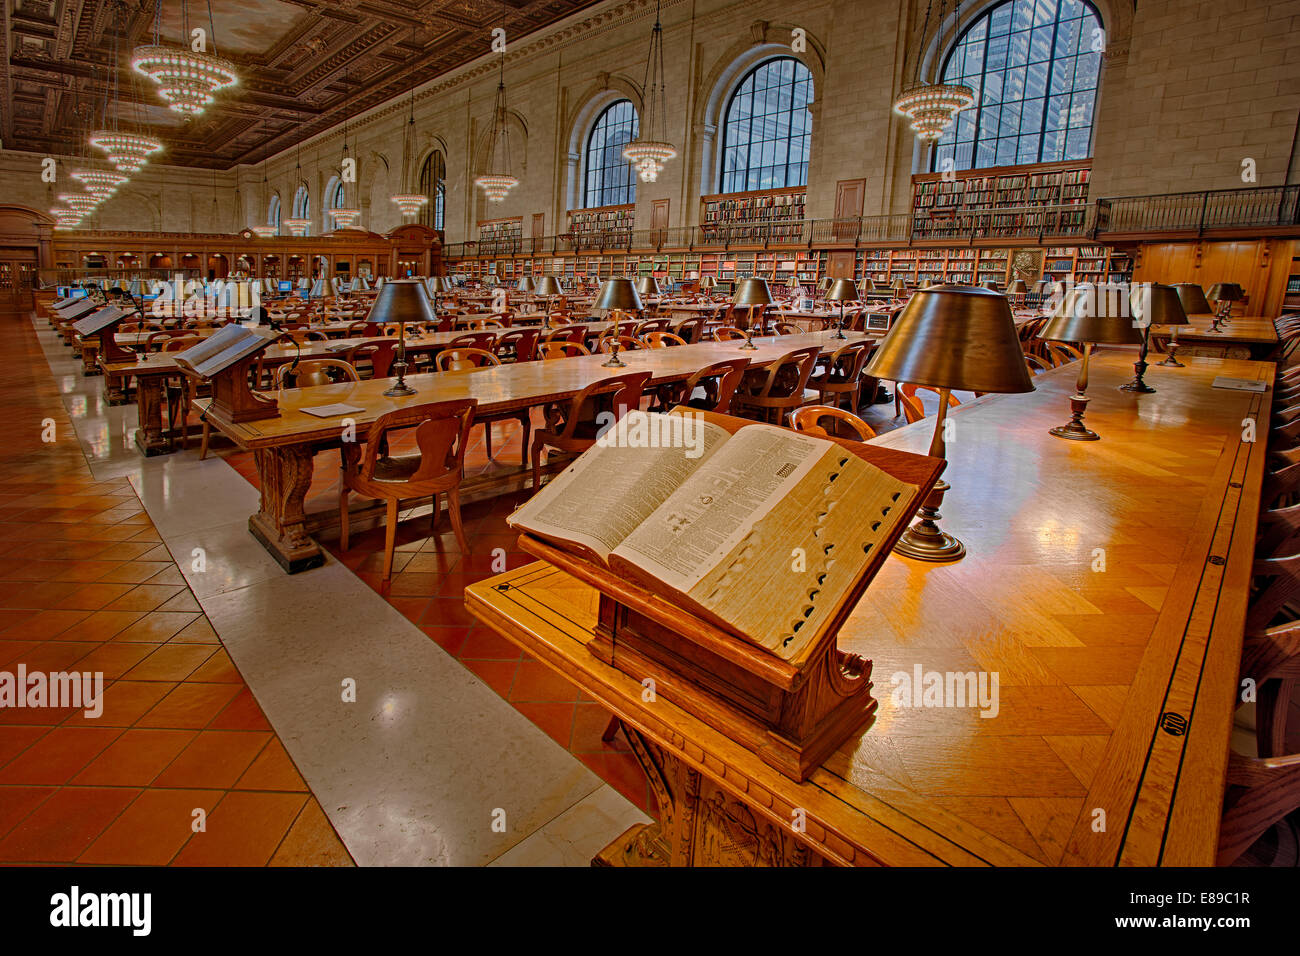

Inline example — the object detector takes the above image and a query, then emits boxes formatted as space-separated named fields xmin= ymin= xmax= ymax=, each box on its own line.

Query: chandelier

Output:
xmin=53 ymin=209 xmax=83 ymax=230
xmin=391 ymin=69 xmax=428 ymax=219
xmin=89 ymin=130 xmax=163 ymax=173
xmin=284 ymin=143 xmax=310 ymax=235
xmin=474 ymin=53 xmax=519 ymax=202
xmin=331 ymin=208 xmax=360 ymax=228
xmin=252 ymin=225 xmax=277 ymax=238
xmin=622 ymin=1 xmax=676 ymax=182
xmin=893 ymin=0 xmax=974 ymax=143
xmin=132 ymin=0 xmax=237 ymax=117
xmin=285 ymin=218 xmax=311 ymax=236
xmin=59 ymin=193 xmax=100 ymax=215
xmin=72 ymin=169 xmax=129 ymax=198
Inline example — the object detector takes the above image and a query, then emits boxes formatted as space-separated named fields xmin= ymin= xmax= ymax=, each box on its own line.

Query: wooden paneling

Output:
xmin=1133 ymin=239 xmax=1295 ymax=316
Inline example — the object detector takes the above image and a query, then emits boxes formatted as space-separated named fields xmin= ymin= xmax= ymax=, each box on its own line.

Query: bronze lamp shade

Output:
xmin=858 ymin=277 xmax=875 ymax=294
xmin=817 ymin=276 xmax=833 ymax=293
xmin=786 ymin=273 xmax=802 ymax=289
xmin=825 ymin=278 xmax=859 ymax=303
xmin=699 ymin=275 xmax=717 ymax=290
xmin=891 ymin=278 xmax=908 ymax=295
xmin=369 ymin=278 xmax=435 ymax=397
xmin=1007 ymin=279 xmax=1029 ymax=296
xmin=1207 ymin=282 xmax=1244 ymax=302
xmin=982 ymin=279 xmax=1002 ymax=291
xmin=636 ymin=276 xmax=662 ymax=297
xmin=516 ymin=276 xmax=534 ymax=293
xmin=732 ymin=277 xmax=774 ymax=307
xmin=1173 ymin=282 xmax=1212 ymax=315
xmin=595 ymin=277 xmax=643 ymax=313
xmin=533 ymin=275 xmax=563 ymax=297
xmin=866 ymin=285 xmax=1034 ymax=562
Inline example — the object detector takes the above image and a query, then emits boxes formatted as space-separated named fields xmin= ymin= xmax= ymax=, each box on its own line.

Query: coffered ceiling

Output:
xmin=2 ymin=0 xmax=605 ymax=169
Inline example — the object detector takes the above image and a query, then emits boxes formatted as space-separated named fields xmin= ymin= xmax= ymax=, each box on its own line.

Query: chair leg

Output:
xmin=446 ymin=487 xmax=470 ymax=554
xmin=199 ymin=417 xmax=211 ymax=460
xmin=601 ymin=715 xmax=621 ymax=743
xmin=430 ymin=491 xmax=441 ymax=534
xmin=381 ymin=497 xmax=399 ymax=583
xmin=339 ymin=487 xmax=351 ymax=553
xmin=485 ymin=421 xmax=494 ymax=460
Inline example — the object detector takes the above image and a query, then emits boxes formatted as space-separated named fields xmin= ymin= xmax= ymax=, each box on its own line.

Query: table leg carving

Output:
xmin=133 ymin=376 xmax=169 ymax=456
xmin=103 ymin=370 xmax=128 ymax=406
xmin=248 ymin=444 xmax=325 ymax=574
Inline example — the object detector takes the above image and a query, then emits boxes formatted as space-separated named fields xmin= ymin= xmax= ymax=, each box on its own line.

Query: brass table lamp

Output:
xmin=699 ymin=275 xmax=717 ymax=295
xmin=1153 ymin=282 xmax=1198 ymax=367
xmin=825 ymin=277 xmax=859 ymax=340
xmin=891 ymin=278 xmax=908 ymax=299
xmin=1041 ymin=284 xmax=1146 ymax=440
xmin=982 ymin=279 xmax=1001 ymax=291
xmin=732 ymin=277 xmax=774 ymax=350
xmin=1206 ymin=282 xmax=1243 ymax=331
xmin=533 ymin=275 xmax=563 ymax=323
xmin=1007 ymin=278 xmax=1028 ymax=306
xmin=816 ymin=276 xmax=833 ymax=298
xmin=858 ymin=277 xmax=875 ymax=297
xmin=369 ymin=278 xmax=435 ymax=396
xmin=865 ymin=285 xmax=1034 ymax=561
xmin=595 ymin=278 xmax=642 ymax=367
xmin=1122 ymin=282 xmax=1187 ymax=391
xmin=636 ymin=275 xmax=662 ymax=299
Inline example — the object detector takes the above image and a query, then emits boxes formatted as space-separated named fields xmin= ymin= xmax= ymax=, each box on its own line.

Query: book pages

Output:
xmin=508 ymin=411 xmax=729 ymax=562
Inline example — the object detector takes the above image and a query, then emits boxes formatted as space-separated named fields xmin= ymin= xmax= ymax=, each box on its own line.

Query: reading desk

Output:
xmin=467 ymin=353 xmax=1272 ymax=866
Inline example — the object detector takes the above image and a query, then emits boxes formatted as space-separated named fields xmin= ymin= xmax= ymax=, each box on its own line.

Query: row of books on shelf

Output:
xmin=702 ymin=192 xmax=806 ymax=224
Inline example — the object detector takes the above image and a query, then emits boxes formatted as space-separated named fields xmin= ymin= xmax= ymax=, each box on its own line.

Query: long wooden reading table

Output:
xmin=196 ymin=330 xmax=881 ymax=572
xmin=466 ymin=352 xmax=1271 ymax=866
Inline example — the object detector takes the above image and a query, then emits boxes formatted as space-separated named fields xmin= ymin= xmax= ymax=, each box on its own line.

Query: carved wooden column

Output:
xmin=248 ymin=444 xmax=326 ymax=573
xmin=133 ymin=375 xmax=169 ymax=456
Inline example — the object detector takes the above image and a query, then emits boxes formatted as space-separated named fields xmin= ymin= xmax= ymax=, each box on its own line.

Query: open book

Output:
xmin=73 ymin=305 xmax=130 ymax=336
xmin=509 ymin=410 xmax=923 ymax=662
xmin=172 ymin=324 xmax=278 ymax=378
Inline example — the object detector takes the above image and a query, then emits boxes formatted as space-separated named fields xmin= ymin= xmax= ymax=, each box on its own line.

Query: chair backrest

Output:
xmin=161 ymin=335 xmax=201 ymax=353
xmin=792 ymin=405 xmax=878 ymax=441
xmin=634 ymin=318 xmax=671 ymax=337
xmin=774 ymin=322 xmax=804 ymax=335
xmin=675 ymin=316 xmax=708 ymax=343
xmin=901 ymin=383 xmax=962 ymax=409
xmin=822 ymin=340 xmax=873 ymax=385
xmin=447 ymin=331 xmax=498 ymax=351
xmin=597 ymin=335 xmax=641 ymax=354
xmin=540 ymin=341 xmax=591 ymax=359
xmin=740 ymin=346 xmax=822 ymax=402
xmin=545 ymin=324 xmax=589 ymax=345
xmin=680 ymin=357 xmax=750 ymax=414
xmin=713 ymin=326 xmax=746 ymax=341
xmin=359 ymin=399 xmax=477 ymax=485
xmin=615 ymin=319 xmax=640 ymax=338
xmin=549 ymin=370 xmax=653 ymax=442
xmin=494 ymin=328 xmax=540 ymax=363
xmin=437 ymin=347 xmax=501 ymax=371
xmin=346 ymin=339 xmax=398 ymax=378
xmin=643 ymin=331 xmax=687 ymax=348
xmin=1024 ymin=353 xmax=1052 ymax=373
xmin=276 ymin=358 xmax=360 ymax=389
xmin=467 ymin=318 xmax=506 ymax=331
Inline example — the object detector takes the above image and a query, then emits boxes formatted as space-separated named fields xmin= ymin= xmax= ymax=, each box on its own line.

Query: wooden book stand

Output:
xmin=517 ymin=412 xmax=943 ymax=782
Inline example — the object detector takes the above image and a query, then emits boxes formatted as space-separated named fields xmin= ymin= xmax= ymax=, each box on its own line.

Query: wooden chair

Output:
xmin=339 ymin=399 xmax=477 ymax=584
xmin=597 ymin=335 xmax=641 ymax=354
xmin=544 ymin=324 xmax=589 ymax=346
xmin=447 ymin=331 xmax=499 ymax=352
xmin=466 ymin=318 xmax=506 ymax=331
xmin=530 ymin=370 xmax=652 ymax=493
xmin=898 ymin=390 xmax=927 ymax=424
xmin=275 ymin=359 xmax=359 ymax=389
xmin=791 ymin=405 xmax=878 ymax=442
xmin=650 ymin=357 xmax=750 ymax=414
xmin=634 ymin=318 xmax=671 ymax=337
xmin=731 ymin=346 xmax=822 ymax=426
xmin=773 ymin=322 xmax=804 ymax=335
xmin=713 ymin=326 xmax=746 ymax=341
xmin=436 ymin=347 xmax=499 ymax=371
xmin=346 ymin=340 xmax=398 ymax=379
xmin=1046 ymin=342 xmax=1082 ymax=366
xmin=540 ymin=341 xmax=590 ymax=359
xmin=1024 ymin=353 xmax=1053 ymax=373
xmin=675 ymin=316 xmax=708 ymax=343
xmin=494 ymin=328 xmax=540 ymax=363
xmin=642 ymin=331 xmax=687 ymax=348
xmin=809 ymin=340 xmax=874 ymax=412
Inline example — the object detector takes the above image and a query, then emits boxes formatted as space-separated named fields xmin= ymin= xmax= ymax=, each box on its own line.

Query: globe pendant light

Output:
xmin=474 ymin=53 xmax=519 ymax=202
xmin=622 ymin=1 xmax=677 ymax=182
xmin=391 ymin=75 xmax=428 ymax=219
xmin=132 ymin=0 xmax=237 ymax=117
xmin=893 ymin=0 xmax=974 ymax=142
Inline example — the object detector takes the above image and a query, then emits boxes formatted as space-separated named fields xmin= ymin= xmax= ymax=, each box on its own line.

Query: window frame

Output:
xmin=930 ymin=0 xmax=1104 ymax=172
xmin=582 ymin=99 xmax=639 ymax=209
xmin=717 ymin=56 xmax=814 ymax=194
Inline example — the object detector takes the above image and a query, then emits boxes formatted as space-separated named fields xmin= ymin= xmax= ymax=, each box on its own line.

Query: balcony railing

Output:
xmin=443 ymin=185 xmax=1300 ymax=260
xmin=1097 ymin=184 xmax=1300 ymax=234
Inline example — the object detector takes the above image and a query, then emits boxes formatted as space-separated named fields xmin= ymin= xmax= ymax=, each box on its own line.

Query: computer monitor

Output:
xmin=71 ymin=288 xmax=88 ymax=299
xmin=278 ymin=280 xmax=292 ymax=293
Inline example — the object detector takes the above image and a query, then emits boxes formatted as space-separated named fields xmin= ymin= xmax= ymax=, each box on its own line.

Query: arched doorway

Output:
xmin=207 ymin=254 xmax=228 ymax=279
xmin=0 ymin=205 xmax=54 ymax=314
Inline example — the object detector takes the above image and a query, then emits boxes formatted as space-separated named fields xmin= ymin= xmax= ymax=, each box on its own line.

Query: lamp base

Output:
xmin=1119 ymin=380 xmax=1156 ymax=394
xmin=1049 ymin=421 xmax=1100 ymax=441
xmin=892 ymin=479 xmax=966 ymax=563
xmin=738 ymin=342 xmax=758 ymax=350
xmin=601 ymin=356 xmax=627 ymax=368
xmin=383 ymin=381 xmax=417 ymax=397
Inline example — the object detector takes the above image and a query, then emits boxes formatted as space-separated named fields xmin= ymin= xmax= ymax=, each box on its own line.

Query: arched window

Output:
xmin=419 ymin=152 xmax=446 ymax=230
xmin=268 ymin=195 xmax=281 ymax=230
xmin=719 ymin=57 xmax=813 ymax=193
xmin=292 ymin=185 xmax=309 ymax=219
xmin=932 ymin=0 xmax=1103 ymax=171
xmin=331 ymin=180 xmax=345 ymax=209
xmin=583 ymin=99 xmax=638 ymax=208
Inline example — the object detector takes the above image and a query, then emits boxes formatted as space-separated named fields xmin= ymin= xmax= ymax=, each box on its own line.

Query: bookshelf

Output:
xmin=568 ymin=205 xmax=635 ymax=247
xmin=700 ymin=186 xmax=806 ymax=244
xmin=911 ymin=160 xmax=1091 ymax=240
xmin=478 ymin=217 xmax=523 ymax=242
xmin=1283 ymin=250 xmax=1300 ymax=312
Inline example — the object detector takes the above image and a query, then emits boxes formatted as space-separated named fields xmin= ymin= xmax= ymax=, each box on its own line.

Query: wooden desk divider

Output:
xmin=515 ymin=410 xmax=945 ymax=782
xmin=172 ymin=324 xmax=281 ymax=423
